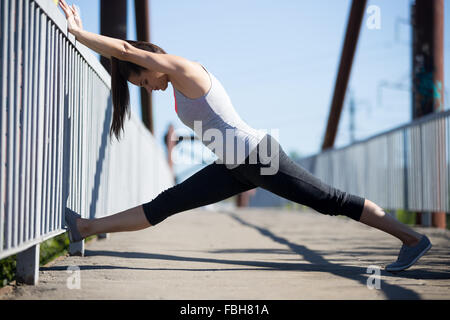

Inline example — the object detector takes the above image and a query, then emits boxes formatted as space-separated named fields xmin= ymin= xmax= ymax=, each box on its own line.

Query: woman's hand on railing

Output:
xmin=59 ymin=0 xmax=83 ymax=35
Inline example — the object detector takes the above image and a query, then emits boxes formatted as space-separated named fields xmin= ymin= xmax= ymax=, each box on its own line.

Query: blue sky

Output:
xmin=70 ymin=0 xmax=449 ymax=159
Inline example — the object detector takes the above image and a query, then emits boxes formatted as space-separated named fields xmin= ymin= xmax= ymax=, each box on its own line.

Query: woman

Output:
xmin=60 ymin=0 xmax=431 ymax=272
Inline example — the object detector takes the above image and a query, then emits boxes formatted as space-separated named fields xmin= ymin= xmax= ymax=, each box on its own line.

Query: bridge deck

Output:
xmin=2 ymin=208 xmax=449 ymax=299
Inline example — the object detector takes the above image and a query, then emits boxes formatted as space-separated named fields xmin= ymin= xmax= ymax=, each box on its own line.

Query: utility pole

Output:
xmin=411 ymin=0 xmax=445 ymax=228
xmin=99 ymin=0 xmax=127 ymax=73
xmin=134 ymin=0 xmax=154 ymax=134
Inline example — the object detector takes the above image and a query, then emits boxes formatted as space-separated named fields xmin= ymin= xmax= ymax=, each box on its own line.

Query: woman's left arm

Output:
xmin=59 ymin=0 xmax=127 ymax=59
xmin=59 ymin=0 xmax=188 ymax=74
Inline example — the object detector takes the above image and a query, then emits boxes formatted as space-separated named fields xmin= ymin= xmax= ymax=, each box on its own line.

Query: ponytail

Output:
xmin=110 ymin=56 xmax=131 ymax=141
xmin=109 ymin=40 xmax=167 ymax=141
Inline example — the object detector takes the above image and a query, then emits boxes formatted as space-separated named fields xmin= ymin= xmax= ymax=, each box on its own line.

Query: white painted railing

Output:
xmin=0 ymin=0 xmax=174 ymax=284
xmin=299 ymin=110 xmax=449 ymax=216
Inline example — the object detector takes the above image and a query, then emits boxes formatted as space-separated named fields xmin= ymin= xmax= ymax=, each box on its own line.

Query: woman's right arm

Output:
xmin=72 ymin=29 xmax=129 ymax=60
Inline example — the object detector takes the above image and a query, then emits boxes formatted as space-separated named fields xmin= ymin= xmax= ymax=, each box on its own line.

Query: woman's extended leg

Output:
xmin=359 ymin=199 xmax=422 ymax=246
xmin=75 ymin=161 xmax=256 ymax=238
xmin=232 ymin=135 xmax=423 ymax=246
xmin=76 ymin=204 xmax=149 ymax=239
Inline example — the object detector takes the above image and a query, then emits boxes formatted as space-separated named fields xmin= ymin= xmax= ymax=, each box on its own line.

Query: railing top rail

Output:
xmin=34 ymin=0 xmax=111 ymax=87
xmin=301 ymin=108 xmax=450 ymax=161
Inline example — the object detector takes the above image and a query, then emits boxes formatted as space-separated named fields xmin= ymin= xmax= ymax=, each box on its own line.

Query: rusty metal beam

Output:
xmin=412 ymin=0 xmax=444 ymax=116
xmin=321 ymin=0 xmax=367 ymax=151
xmin=134 ymin=0 xmax=154 ymax=134
xmin=99 ymin=0 xmax=127 ymax=73
xmin=412 ymin=0 xmax=445 ymax=228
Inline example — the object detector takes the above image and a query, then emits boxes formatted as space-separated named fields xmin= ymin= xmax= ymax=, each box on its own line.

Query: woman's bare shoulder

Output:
xmin=170 ymin=59 xmax=211 ymax=99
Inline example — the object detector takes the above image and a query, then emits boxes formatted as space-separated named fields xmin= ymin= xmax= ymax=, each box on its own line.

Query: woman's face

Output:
xmin=128 ymin=69 xmax=170 ymax=93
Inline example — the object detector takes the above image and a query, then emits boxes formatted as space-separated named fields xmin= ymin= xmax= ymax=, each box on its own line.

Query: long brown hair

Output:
xmin=110 ymin=40 xmax=167 ymax=141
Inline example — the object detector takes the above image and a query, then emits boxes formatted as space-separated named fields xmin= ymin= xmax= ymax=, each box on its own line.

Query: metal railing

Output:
xmin=0 ymin=0 xmax=174 ymax=284
xmin=299 ymin=109 xmax=450 ymax=214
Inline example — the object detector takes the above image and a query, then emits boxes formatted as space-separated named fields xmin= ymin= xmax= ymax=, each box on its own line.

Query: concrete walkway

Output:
xmin=2 ymin=207 xmax=450 ymax=299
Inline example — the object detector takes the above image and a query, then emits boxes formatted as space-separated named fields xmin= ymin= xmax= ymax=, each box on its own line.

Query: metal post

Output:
xmin=69 ymin=239 xmax=85 ymax=256
xmin=100 ymin=0 xmax=127 ymax=74
xmin=321 ymin=0 xmax=367 ymax=151
xmin=16 ymin=244 xmax=40 ymax=285
xmin=98 ymin=0 xmax=127 ymax=239
xmin=134 ymin=0 xmax=153 ymax=134
xmin=412 ymin=0 xmax=446 ymax=228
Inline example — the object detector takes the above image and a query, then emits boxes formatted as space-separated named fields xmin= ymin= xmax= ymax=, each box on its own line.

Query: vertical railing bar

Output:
xmin=81 ymin=55 xmax=85 ymax=216
xmin=50 ymin=22 xmax=56 ymax=232
xmin=92 ymin=69 xmax=96 ymax=215
xmin=55 ymin=31 xmax=62 ymax=230
xmin=440 ymin=117 xmax=444 ymax=210
xmin=61 ymin=36 xmax=69 ymax=229
xmin=12 ymin=0 xmax=23 ymax=249
xmin=440 ymin=117 xmax=445 ymax=211
xmin=24 ymin=0 xmax=33 ymax=243
xmin=61 ymin=32 xmax=66 ymax=227
xmin=30 ymin=4 xmax=40 ymax=240
xmin=6 ymin=0 xmax=17 ymax=250
xmin=35 ymin=9 xmax=46 ymax=239
xmin=82 ymin=57 xmax=86 ymax=216
xmin=422 ymin=124 xmax=426 ymax=211
xmin=41 ymin=18 xmax=50 ymax=236
xmin=447 ymin=115 xmax=449 ymax=212
xmin=412 ymin=127 xmax=417 ymax=209
xmin=60 ymin=32 xmax=65 ymax=228
xmin=24 ymin=0 xmax=34 ymax=242
xmin=80 ymin=59 xmax=85 ymax=217
xmin=58 ymin=34 xmax=65 ymax=230
xmin=71 ymin=50 xmax=76 ymax=213
xmin=45 ymin=20 xmax=52 ymax=233
xmin=396 ymin=133 xmax=399 ymax=208
xmin=392 ymin=134 xmax=396 ymax=208
xmin=49 ymin=24 xmax=57 ymax=232
xmin=69 ymin=43 xmax=74 ymax=212
xmin=0 ymin=0 xmax=10 ymax=251
xmin=76 ymin=53 xmax=81 ymax=215
xmin=48 ymin=22 xmax=54 ymax=232
xmin=86 ymin=63 xmax=90 ymax=216
xmin=86 ymin=65 xmax=91 ymax=218
xmin=414 ymin=127 xmax=418 ymax=210
xmin=436 ymin=118 xmax=441 ymax=210
xmin=91 ymin=66 xmax=95 ymax=217
xmin=439 ymin=118 xmax=444 ymax=210
xmin=91 ymin=70 xmax=96 ymax=217
xmin=51 ymin=24 xmax=58 ymax=232
xmin=74 ymin=52 xmax=79 ymax=214
xmin=71 ymin=48 xmax=77 ymax=213
xmin=432 ymin=120 xmax=437 ymax=210
xmin=447 ymin=116 xmax=450 ymax=212
xmin=19 ymin=0 xmax=29 ymax=244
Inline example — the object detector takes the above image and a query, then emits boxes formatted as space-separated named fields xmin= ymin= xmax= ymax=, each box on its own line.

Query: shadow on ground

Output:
xmin=40 ymin=210 xmax=450 ymax=299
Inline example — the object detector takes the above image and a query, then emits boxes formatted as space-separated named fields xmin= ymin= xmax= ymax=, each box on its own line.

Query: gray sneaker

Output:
xmin=385 ymin=235 xmax=432 ymax=272
xmin=65 ymin=208 xmax=84 ymax=243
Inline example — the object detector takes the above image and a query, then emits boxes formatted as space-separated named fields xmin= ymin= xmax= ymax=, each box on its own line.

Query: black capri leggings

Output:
xmin=142 ymin=134 xmax=366 ymax=226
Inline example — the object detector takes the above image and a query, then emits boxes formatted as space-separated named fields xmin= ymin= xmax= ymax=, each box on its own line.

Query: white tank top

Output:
xmin=173 ymin=64 xmax=266 ymax=169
